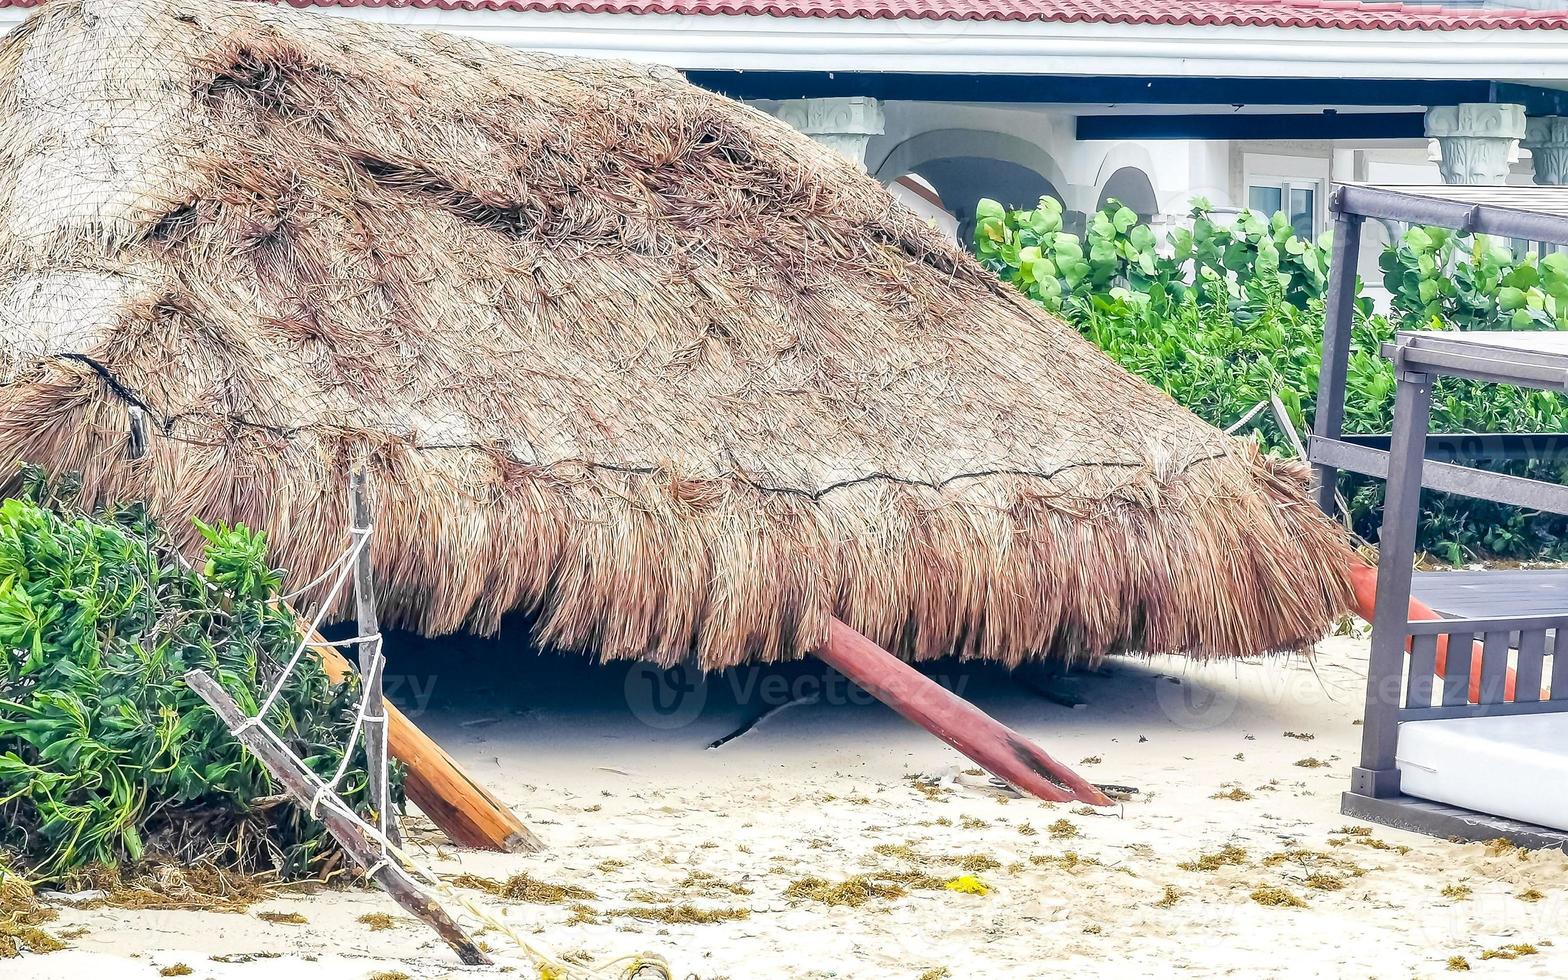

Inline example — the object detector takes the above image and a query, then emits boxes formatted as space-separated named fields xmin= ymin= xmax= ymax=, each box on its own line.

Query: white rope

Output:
xmin=235 ymin=526 xmax=371 ymax=736
xmin=318 ymin=629 xmax=389 ymax=861
xmin=1225 ymin=393 xmax=1310 ymax=461
xmin=277 ymin=511 xmax=393 ymax=866
xmin=228 ymin=511 xmax=667 ymax=977
xmin=247 ymin=715 xmax=666 ymax=979
xmin=313 ymin=634 xmax=383 ymax=648
xmin=309 ymin=782 xmax=335 ymax=820
xmin=322 ymin=637 xmax=383 ymax=794
xmin=278 ymin=544 xmax=356 ymax=601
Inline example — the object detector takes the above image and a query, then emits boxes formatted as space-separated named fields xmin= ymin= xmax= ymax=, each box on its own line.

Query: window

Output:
xmin=1247 ymin=184 xmax=1282 ymax=216
xmin=1248 ymin=178 xmax=1320 ymax=238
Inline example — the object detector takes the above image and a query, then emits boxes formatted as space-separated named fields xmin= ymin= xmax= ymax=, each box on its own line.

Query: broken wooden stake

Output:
xmin=817 ymin=617 xmax=1112 ymax=806
xmin=184 ymin=668 xmax=491 ymax=966
xmin=707 ymin=692 xmax=819 ymax=749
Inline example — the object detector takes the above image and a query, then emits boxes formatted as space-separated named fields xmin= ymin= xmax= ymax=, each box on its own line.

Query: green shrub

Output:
xmin=1382 ymin=224 xmax=1568 ymax=331
xmin=0 ymin=469 xmax=398 ymax=880
xmin=976 ymin=196 xmax=1331 ymax=322
xmin=975 ymin=197 xmax=1568 ymax=563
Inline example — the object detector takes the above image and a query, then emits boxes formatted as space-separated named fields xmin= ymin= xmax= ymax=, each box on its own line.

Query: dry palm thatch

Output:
xmin=0 ymin=0 xmax=1352 ymax=669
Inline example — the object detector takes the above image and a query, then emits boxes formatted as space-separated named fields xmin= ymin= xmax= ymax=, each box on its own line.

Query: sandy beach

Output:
xmin=7 ymin=630 xmax=1566 ymax=980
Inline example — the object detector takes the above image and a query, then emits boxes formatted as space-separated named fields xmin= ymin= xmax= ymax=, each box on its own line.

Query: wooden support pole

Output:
xmin=817 ymin=618 xmax=1112 ymax=806
xmin=1313 ymin=206 xmax=1364 ymax=515
xmin=184 ymin=669 xmax=491 ymax=966
xmin=303 ymin=623 xmax=545 ymax=853
xmin=350 ymin=470 xmax=398 ymax=849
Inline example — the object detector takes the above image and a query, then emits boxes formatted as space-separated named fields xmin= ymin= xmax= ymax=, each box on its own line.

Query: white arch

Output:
xmin=1088 ymin=143 xmax=1165 ymax=216
xmin=870 ymin=128 xmax=1069 ymax=199
xmin=1097 ymin=167 xmax=1159 ymax=218
xmin=1090 ymin=142 xmax=1162 ymax=189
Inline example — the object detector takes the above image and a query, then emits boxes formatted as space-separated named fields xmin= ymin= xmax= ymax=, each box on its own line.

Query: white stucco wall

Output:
xmin=861 ymin=101 xmax=1219 ymax=226
xmin=852 ymin=99 xmax=1543 ymax=267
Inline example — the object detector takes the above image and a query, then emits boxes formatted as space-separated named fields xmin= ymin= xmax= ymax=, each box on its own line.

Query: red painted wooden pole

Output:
xmin=817 ymin=617 xmax=1112 ymax=806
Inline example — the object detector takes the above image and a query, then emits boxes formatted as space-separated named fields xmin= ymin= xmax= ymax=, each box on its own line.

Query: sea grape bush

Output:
xmin=1381 ymin=224 xmax=1568 ymax=332
xmin=976 ymin=196 xmax=1333 ymax=321
xmin=975 ymin=197 xmax=1568 ymax=563
xmin=0 ymin=469 xmax=397 ymax=880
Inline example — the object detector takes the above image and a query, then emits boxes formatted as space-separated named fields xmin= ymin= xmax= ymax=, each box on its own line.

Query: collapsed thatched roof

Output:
xmin=0 ymin=0 xmax=1352 ymax=667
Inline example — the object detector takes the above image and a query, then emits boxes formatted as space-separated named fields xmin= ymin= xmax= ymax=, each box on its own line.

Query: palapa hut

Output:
xmin=0 ymin=0 xmax=1353 ymax=671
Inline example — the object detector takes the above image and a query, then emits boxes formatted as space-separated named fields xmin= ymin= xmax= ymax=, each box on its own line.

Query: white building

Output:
xmin=19 ymin=0 xmax=1567 ymax=257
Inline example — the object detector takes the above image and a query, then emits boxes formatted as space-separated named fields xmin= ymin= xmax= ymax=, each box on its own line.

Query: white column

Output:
xmin=1423 ymin=103 xmax=1525 ymax=185
xmin=772 ymin=97 xmax=885 ymax=169
xmin=1524 ymin=116 xmax=1568 ymax=186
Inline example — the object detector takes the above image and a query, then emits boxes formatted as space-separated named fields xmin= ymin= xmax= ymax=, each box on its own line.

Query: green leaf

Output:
xmin=1503 ymin=263 xmax=1541 ymax=290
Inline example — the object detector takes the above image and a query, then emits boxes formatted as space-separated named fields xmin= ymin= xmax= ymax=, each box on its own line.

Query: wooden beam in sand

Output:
xmin=303 ymin=623 xmax=546 ymax=854
xmin=186 ymin=669 xmax=491 ymax=966
xmin=817 ymin=617 xmax=1113 ymax=806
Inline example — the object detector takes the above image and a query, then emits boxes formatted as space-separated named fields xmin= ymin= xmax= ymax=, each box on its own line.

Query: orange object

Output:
xmin=1345 ymin=562 xmax=1520 ymax=703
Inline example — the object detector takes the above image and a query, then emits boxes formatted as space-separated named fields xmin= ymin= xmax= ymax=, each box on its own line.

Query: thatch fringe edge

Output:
xmin=0 ymin=364 xmax=1355 ymax=668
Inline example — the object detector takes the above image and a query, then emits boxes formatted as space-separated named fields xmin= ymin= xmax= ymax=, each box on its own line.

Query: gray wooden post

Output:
xmin=351 ymin=469 xmax=398 ymax=848
xmin=1352 ymin=351 xmax=1433 ymax=798
xmin=1313 ymin=201 xmax=1365 ymax=514
xmin=185 ymin=670 xmax=488 ymax=965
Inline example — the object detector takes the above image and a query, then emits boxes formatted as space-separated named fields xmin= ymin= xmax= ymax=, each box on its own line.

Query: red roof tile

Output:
xmin=4 ymin=0 xmax=1566 ymax=30
xmin=285 ymin=0 xmax=1568 ymax=29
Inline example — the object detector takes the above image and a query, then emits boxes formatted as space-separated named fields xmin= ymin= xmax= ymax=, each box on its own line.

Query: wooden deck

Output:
xmin=1342 ymin=791 xmax=1568 ymax=853
xmin=1411 ymin=569 xmax=1568 ymax=619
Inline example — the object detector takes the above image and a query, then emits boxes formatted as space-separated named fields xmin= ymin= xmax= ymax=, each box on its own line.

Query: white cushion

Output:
xmin=1398 ymin=711 xmax=1568 ymax=832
